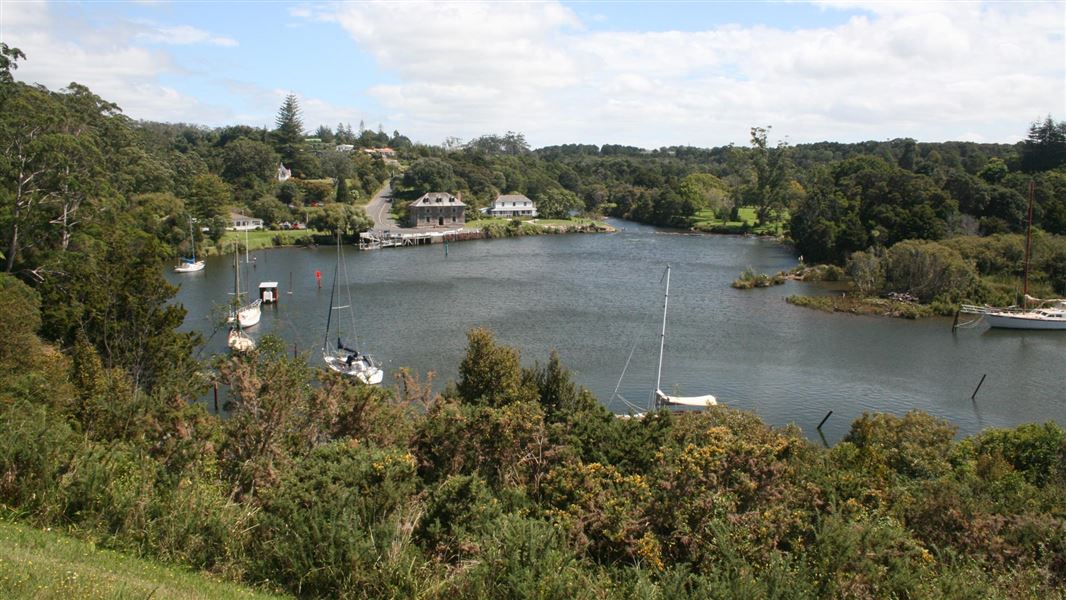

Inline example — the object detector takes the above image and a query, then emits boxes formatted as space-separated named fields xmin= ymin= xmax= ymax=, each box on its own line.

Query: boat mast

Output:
xmin=323 ymin=232 xmax=340 ymax=353
xmin=1023 ymin=179 xmax=1035 ymax=306
xmin=189 ymin=218 xmax=196 ymax=262
xmin=655 ymin=265 xmax=670 ymax=398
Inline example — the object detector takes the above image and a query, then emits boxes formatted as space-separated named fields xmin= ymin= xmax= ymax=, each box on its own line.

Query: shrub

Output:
xmin=883 ymin=240 xmax=978 ymax=302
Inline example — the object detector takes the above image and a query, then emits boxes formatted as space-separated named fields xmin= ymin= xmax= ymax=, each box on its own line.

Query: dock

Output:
xmin=359 ymin=228 xmax=470 ymax=250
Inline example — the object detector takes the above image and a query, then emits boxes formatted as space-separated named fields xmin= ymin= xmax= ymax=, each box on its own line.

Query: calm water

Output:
xmin=166 ymin=219 xmax=1066 ymax=443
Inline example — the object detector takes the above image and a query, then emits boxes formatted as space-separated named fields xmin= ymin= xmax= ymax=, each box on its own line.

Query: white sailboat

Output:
xmin=653 ymin=265 xmax=717 ymax=409
xmin=962 ymin=181 xmax=1066 ymax=330
xmin=322 ymin=233 xmax=383 ymax=384
xmin=226 ymin=249 xmax=255 ymax=352
xmin=226 ymin=242 xmax=261 ymax=328
xmin=174 ymin=217 xmax=205 ymax=272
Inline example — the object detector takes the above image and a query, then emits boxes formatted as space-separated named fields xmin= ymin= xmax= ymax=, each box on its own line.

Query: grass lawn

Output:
xmin=690 ymin=206 xmax=788 ymax=235
xmin=0 ymin=519 xmax=287 ymax=599
xmin=211 ymin=229 xmax=327 ymax=254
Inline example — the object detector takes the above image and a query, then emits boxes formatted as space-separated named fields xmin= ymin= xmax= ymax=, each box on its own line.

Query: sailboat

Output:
xmin=226 ymin=241 xmax=262 ymax=328
xmin=962 ymin=181 xmax=1066 ymax=330
xmin=173 ymin=217 xmax=205 ymax=272
xmin=226 ymin=249 xmax=255 ymax=352
xmin=653 ymin=265 xmax=717 ymax=408
xmin=322 ymin=233 xmax=383 ymax=384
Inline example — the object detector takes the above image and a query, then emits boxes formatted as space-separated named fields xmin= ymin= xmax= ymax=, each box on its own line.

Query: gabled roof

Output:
xmin=230 ymin=212 xmax=260 ymax=221
xmin=410 ymin=192 xmax=466 ymax=207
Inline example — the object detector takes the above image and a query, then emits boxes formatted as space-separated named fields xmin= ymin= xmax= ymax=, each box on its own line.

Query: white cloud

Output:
xmin=137 ymin=25 xmax=239 ymax=47
xmin=304 ymin=0 xmax=1064 ymax=147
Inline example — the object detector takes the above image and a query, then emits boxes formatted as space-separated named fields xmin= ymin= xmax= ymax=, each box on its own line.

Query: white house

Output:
xmin=335 ymin=144 xmax=354 ymax=152
xmin=229 ymin=212 xmax=264 ymax=231
xmin=277 ymin=163 xmax=291 ymax=182
xmin=484 ymin=194 xmax=537 ymax=218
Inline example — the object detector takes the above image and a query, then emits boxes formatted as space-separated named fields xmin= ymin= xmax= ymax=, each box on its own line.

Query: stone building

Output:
xmin=407 ymin=192 xmax=466 ymax=228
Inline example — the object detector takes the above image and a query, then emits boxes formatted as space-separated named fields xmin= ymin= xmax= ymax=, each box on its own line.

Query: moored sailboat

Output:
xmin=653 ymin=265 xmax=717 ymax=409
xmin=174 ymin=217 xmax=205 ymax=273
xmin=322 ymin=233 xmax=383 ymax=384
xmin=961 ymin=181 xmax=1066 ymax=330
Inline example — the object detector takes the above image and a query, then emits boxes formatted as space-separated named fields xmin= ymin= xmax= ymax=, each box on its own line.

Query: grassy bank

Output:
xmin=691 ymin=207 xmax=788 ymax=235
xmin=787 ymin=294 xmax=946 ymax=319
xmin=472 ymin=217 xmax=616 ymax=238
xmin=205 ymin=229 xmax=328 ymax=256
xmin=0 ymin=520 xmax=286 ymax=600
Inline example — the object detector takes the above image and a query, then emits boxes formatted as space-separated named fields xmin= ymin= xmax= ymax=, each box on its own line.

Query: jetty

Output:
xmin=358 ymin=228 xmax=467 ymax=250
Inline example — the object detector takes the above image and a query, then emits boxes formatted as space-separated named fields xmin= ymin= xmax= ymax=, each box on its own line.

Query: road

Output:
xmin=365 ymin=182 xmax=397 ymax=231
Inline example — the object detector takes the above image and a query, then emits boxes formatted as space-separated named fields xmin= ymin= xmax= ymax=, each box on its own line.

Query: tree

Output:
xmin=402 ymin=157 xmax=457 ymax=194
xmin=184 ymin=173 xmax=230 ymax=220
xmin=314 ymin=124 xmax=334 ymax=143
xmin=306 ymin=203 xmax=370 ymax=235
xmin=456 ymin=328 xmax=535 ymax=407
xmin=1019 ymin=116 xmax=1066 ymax=173
xmin=741 ymin=126 xmax=792 ymax=225
xmin=272 ymin=94 xmax=315 ymax=177
xmin=36 ymin=225 xmax=200 ymax=391
xmin=0 ymin=84 xmax=63 ymax=271
xmin=537 ymin=187 xmax=582 ymax=219
xmin=221 ymin=138 xmax=279 ymax=191
xmin=883 ymin=240 xmax=978 ymax=302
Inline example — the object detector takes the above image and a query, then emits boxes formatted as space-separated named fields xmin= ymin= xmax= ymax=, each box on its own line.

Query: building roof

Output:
xmin=230 ymin=212 xmax=261 ymax=221
xmin=410 ymin=192 xmax=466 ymax=207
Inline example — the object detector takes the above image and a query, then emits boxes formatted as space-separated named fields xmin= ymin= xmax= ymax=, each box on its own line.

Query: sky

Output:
xmin=1 ymin=1 xmax=1064 ymax=149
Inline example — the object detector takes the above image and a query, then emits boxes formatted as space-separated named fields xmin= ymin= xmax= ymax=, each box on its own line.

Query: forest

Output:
xmin=2 ymin=43 xmax=1066 ymax=599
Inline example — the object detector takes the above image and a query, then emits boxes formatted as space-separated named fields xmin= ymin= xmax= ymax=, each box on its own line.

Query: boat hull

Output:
xmin=228 ymin=299 xmax=262 ymax=328
xmin=984 ymin=312 xmax=1066 ymax=330
xmin=174 ymin=260 xmax=205 ymax=273
xmin=324 ymin=352 xmax=384 ymax=385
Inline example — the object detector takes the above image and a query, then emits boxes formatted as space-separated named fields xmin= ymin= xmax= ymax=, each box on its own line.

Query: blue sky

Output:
xmin=3 ymin=1 xmax=1064 ymax=148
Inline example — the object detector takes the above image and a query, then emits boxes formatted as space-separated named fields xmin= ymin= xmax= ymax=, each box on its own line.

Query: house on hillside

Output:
xmin=407 ymin=192 xmax=466 ymax=228
xmin=483 ymin=194 xmax=537 ymax=218
xmin=229 ymin=212 xmax=264 ymax=231
xmin=335 ymin=144 xmax=355 ymax=152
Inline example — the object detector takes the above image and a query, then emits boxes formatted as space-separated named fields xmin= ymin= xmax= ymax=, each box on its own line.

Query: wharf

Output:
xmin=359 ymin=228 xmax=477 ymax=250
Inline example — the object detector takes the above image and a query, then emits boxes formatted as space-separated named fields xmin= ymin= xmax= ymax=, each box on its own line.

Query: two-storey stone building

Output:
xmin=407 ymin=192 xmax=466 ymax=228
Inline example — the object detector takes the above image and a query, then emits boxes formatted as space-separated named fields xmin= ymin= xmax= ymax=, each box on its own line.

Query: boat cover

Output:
xmin=656 ymin=389 xmax=717 ymax=407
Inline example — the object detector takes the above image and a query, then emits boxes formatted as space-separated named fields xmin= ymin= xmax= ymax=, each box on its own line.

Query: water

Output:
xmin=167 ymin=219 xmax=1066 ymax=443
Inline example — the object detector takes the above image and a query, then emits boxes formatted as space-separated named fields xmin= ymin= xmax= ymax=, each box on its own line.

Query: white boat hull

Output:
xmin=984 ymin=311 xmax=1066 ymax=330
xmin=324 ymin=352 xmax=384 ymax=385
xmin=174 ymin=260 xmax=205 ymax=273
xmin=228 ymin=299 xmax=262 ymax=328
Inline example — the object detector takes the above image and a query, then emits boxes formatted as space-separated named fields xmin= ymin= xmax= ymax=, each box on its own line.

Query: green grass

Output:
xmin=0 ymin=519 xmax=288 ymax=600
xmin=209 ymin=229 xmax=327 ymax=255
xmin=690 ymin=206 xmax=788 ymax=235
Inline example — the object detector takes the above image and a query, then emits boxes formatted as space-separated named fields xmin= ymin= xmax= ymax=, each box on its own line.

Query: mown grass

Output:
xmin=207 ymin=229 xmax=327 ymax=255
xmin=0 ymin=519 xmax=287 ymax=600
xmin=691 ymin=206 xmax=788 ymax=235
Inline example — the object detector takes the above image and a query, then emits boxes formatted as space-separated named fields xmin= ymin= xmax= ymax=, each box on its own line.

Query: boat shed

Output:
xmin=259 ymin=282 xmax=279 ymax=303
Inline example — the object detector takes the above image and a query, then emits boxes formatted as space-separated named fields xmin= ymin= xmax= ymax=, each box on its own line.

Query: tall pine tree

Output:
xmin=272 ymin=94 xmax=316 ymax=177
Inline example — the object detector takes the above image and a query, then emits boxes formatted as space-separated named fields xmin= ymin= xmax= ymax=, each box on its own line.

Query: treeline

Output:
xmin=2 ymin=283 xmax=1064 ymax=598
xmin=0 ymin=45 xmax=395 ymax=278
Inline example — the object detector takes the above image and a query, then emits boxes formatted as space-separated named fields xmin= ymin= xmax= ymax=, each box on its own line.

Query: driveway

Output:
xmin=365 ymin=181 xmax=397 ymax=231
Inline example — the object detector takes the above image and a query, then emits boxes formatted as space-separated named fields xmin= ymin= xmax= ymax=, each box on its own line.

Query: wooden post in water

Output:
xmin=971 ymin=374 xmax=987 ymax=401
xmin=213 ymin=382 xmax=219 ymax=413
xmin=952 ymin=309 xmax=961 ymax=333
xmin=817 ymin=410 xmax=833 ymax=430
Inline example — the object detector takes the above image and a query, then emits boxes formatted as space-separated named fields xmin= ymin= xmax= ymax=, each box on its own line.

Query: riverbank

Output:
xmin=786 ymin=294 xmax=957 ymax=319
xmin=203 ymin=229 xmax=328 ymax=256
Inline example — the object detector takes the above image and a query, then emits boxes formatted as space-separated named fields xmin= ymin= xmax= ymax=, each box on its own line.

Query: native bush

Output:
xmin=882 ymin=239 xmax=979 ymax=302
xmin=250 ymin=440 xmax=421 ymax=597
xmin=843 ymin=411 xmax=958 ymax=480
xmin=412 ymin=399 xmax=549 ymax=488
xmin=416 ymin=474 xmax=502 ymax=561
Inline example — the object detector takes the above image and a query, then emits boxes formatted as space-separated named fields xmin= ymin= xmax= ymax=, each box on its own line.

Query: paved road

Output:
xmin=365 ymin=182 xmax=398 ymax=231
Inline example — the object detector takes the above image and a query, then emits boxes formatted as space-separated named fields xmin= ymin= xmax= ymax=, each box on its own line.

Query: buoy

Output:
xmin=315 ymin=270 xmax=322 ymax=289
